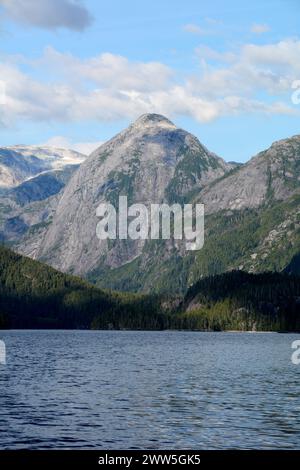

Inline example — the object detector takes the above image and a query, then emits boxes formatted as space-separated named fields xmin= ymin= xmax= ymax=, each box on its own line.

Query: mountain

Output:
xmin=0 ymin=165 xmax=78 ymax=207
xmin=0 ymin=145 xmax=85 ymax=188
xmin=0 ymin=146 xmax=86 ymax=251
xmin=86 ymin=131 xmax=300 ymax=292
xmin=199 ymin=134 xmax=300 ymax=213
xmin=0 ymin=166 xmax=80 ymax=250
xmin=33 ymin=114 xmax=234 ymax=274
xmin=188 ymin=135 xmax=300 ymax=281
xmin=2 ymin=117 xmax=300 ymax=294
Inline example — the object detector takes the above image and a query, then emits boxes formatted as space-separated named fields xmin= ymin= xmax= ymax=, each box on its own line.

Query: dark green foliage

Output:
xmin=165 ymin=144 xmax=217 ymax=204
xmin=89 ymin=194 xmax=300 ymax=294
xmin=0 ymin=245 xmax=299 ymax=331
xmin=175 ymin=271 xmax=300 ymax=331
xmin=0 ymin=244 xmax=165 ymax=329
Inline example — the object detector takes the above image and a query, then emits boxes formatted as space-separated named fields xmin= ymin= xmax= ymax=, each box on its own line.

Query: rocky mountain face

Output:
xmin=0 ymin=165 xmax=78 ymax=207
xmin=34 ymin=114 xmax=233 ymax=274
xmin=199 ymin=135 xmax=300 ymax=213
xmin=1 ymin=116 xmax=299 ymax=293
xmin=83 ymin=127 xmax=299 ymax=293
xmin=0 ymin=146 xmax=86 ymax=252
xmin=0 ymin=145 xmax=85 ymax=188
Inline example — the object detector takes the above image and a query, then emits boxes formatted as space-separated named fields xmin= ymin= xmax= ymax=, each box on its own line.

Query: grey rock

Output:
xmin=34 ymin=114 xmax=233 ymax=274
xmin=199 ymin=135 xmax=300 ymax=213
xmin=0 ymin=145 xmax=85 ymax=188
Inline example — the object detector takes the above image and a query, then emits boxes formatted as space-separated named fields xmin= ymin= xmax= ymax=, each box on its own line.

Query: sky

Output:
xmin=0 ymin=0 xmax=299 ymax=161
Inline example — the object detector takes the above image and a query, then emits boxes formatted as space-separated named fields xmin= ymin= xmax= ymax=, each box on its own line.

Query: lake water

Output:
xmin=0 ymin=330 xmax=299 ymax=449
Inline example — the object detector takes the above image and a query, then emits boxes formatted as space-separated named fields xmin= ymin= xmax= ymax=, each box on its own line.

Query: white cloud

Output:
xmin=0 ymin=40 xmax=299 ymax=128
xmin=40 ymin=47 xmax=173 ymax=93
xmin=195 ymin=45 xmax=236 ymax=63
xmin=251 ymin=23 xmax=271 ymax=34
xmin=42 ymin=136 xmax=103 ymax=155
xmin=0 ymin=80 xmax=6 ymax=104
xmin=182 ymin=24 xmax=208 ymax=35
xmin=190 ymin=39 xmax=300 ymax=97
xmin=0 ymin=0 xmax=92 ymax=31
xmin=242 ymin=40 xmax=300 ymax=70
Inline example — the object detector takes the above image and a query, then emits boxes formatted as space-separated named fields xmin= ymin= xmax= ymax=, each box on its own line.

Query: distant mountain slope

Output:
xmin=1 ymin=165 xmax=78 ymax=207
xmin=0 ymin=146 xmax=86 ymax=251
xmin=0 ymin=165 xmax=80 ymax=252
xmin=0 ymin=145 xmax=85 ymax=189
xmin=199 ymin=134 xmax=300 ymax=213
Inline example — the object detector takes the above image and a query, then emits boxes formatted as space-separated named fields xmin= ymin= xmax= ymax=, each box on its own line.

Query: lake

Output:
xmin=0 ymin=330 xmax=299 ymax=449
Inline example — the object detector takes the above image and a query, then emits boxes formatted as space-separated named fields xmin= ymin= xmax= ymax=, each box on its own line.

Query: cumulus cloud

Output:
xmin=0 ymin=40 xmax=299 ymax=128
xmin=40 ymin=47 xmax=173 ymax=92
xmin=0 ymin=0 xmax=92 ymax=31
xmin=242 ymin=40 xmax=300 ymax=70
xmin=191 ymin=39 xmax=300 ymax=97
xmin=251 ymin=23 xmax=271 ymax=34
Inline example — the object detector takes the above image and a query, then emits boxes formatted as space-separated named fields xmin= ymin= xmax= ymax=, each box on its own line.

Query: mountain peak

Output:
xmin=132 ymin=113 xmax=176 ymax=129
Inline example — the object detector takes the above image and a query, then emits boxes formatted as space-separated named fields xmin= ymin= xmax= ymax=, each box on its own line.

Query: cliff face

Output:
xmin=0 ymin=147 xmax=86 ymax=257
xmin=200 ymin=135 xmax=300 ymax=213
xmin=35 ymin=114 xmax=232 ymax=274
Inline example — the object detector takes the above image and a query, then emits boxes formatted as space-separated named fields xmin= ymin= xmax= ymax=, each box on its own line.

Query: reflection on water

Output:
xmin=0 ymin=330 xmax=299 ymax=449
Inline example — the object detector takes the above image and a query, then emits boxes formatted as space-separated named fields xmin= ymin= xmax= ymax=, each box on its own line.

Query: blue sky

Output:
xmin=0 ymin=0 xmax=299 ymax=161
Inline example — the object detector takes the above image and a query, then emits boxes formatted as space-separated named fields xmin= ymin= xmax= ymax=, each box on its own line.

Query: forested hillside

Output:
xmin=0 ymin=245 xmax=165 ymax=329
xmin=175 ymin=271 xmax=300 ymax=331
xmin=0 ymin=245 xmax=299 ymax=331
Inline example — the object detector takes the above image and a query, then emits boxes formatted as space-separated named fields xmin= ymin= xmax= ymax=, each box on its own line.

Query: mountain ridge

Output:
xmin=34 ymin=114 xmax=233 ymax=275
xmin=0 ymin=115 xmax=299 ymax=294
xmin=0 ymin=145 xmax=86 ymax=189
xmin=198 ymin=133 xmax=300 ymax=214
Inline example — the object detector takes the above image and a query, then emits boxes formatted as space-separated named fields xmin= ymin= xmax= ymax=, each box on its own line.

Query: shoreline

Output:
xmin=1 ymin=328 xmax=299 ymax=334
